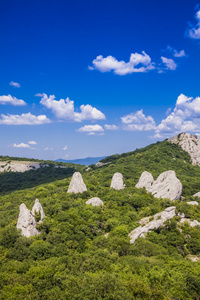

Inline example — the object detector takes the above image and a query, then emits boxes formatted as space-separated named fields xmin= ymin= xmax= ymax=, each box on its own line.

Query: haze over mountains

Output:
xmin=56 ymin=156 xmax=105 ymax=166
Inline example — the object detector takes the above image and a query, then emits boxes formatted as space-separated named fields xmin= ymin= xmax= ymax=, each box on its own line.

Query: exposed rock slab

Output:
xmin=180 ymin=218 xmax=200 ymax=227
xmin=135 ymin=171 xmax=154 ymax=190
xmin=193 ymin=192 xmax=200 ymax=198
xmin=0 ymin=161 xmax=40 ymax=173
xmin=110 ymin=172 xmax=125 ymax=190
xmin=67 ymin=172 xmax=87 ymax=193
xmin=86 ymin=197 xmax=103 ymax=206
xmin=31 ymin=199 xmax=45 ymax=220
xmin=136 ymin=170 xmax=182 ymax=201
xmin=129 ymin=206 xmax=176 ymax=244
xmin=17 ymin=204 xmax=40 ymax=238
xmin=168 ymin=132 xmax=200 ymax=166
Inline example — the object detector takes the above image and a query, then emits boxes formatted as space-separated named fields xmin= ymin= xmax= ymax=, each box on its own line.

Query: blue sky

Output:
xmin=0 ymin=0 xmax=200 ymax=160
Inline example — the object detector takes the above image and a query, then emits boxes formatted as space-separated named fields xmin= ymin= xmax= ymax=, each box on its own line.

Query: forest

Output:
xmin=0 ymin=141 xmax=200 ymax=299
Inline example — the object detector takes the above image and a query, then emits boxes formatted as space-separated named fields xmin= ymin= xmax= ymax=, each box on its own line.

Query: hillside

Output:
xmin=0 ymin=134 xmax=200 ymax=299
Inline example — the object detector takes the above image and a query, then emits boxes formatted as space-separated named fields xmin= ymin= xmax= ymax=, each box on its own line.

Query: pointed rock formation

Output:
xmin=135 ymin=171 xmax=154 ymax=190
xmin=17 ymin=204 xmax=40 ymax=238
xmin=148 ymin=170 xmax=182 ymax=201
xmin=168 ymin=132 xmax=200 ymax=166
xmin=136 ymin=170 xmax=182 ymax=201
xmin=86 ymin=197 xmax=103 ymax=206
xmin=31 ymin=199 xmax=45 ymax=220
xmin=110 ymin=172 xmax=125 ymax=190
xmin=67 ymin=172 xmax=87 ymax=194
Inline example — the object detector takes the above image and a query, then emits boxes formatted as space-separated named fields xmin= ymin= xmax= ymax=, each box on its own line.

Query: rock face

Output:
xmin=67 ymin=172 xmax=87 ymax=194
xmin=17 ymin=199 xmax=45 ymax=237
xmin=135 ymin=171 xmax=154 ymax=190
xmin=180 ymin=218 xmax=200 ymax=227
xmin=136 ymin=170 xmax=182 ymax=201
xmin=129 ymin=206 xmax=176 ymax=244
xmin=86 ymin=197 xmax=103 ymax=206
xmin=168 ymin=132 xmax=200 ymax=166
xmin=17 ymin=204 xmax=40 ymax=238
xmin=32 ymin=199 xmax=45 ymax=220
xmin=110 ymin=172 xmax=125 ymax=190
xmin=0 ymin=161 xmax=40 ymax=173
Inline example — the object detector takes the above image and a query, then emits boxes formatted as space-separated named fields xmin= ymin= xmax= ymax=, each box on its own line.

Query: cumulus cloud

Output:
xmin=155 ymin=94 xmax=200 ymax=137
xmin=35 ymin=93 xmax=44 ymax=97
xmin=9 ymin=81 xmax=20 ymax=88
xmin=89 ymin=51 xmax=156 ymax=75
xmin=77 ymin=124 xmax=104 ymax=135
xmin=121 ymin=109 xmax=156 ymax=131
xmin=13 ymin=143 xmax=30 ymax=148
xmin=40 ymin=93 xmax=105 ymax=122
xmin=0 ymin=112 xmax=51 ymax=125
xmin=28 ymin=141 xmax=37 ymax=145
xmin=186 ymin=9 xmax=200 ymax=39
xmin=104 ymin=124 xmax=119 ymax=130
xmin=63 ymin=145 xmax=68 ymax=150
xmin=161 ymin=57 xmax=177 ymax=70
xmin=0 ymin=95 xmax=26 ymax=106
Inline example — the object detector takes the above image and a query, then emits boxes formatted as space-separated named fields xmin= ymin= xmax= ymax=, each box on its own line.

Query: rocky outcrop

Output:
xmin=32 ymin=199 xmax=45 ymax=220
xmin=193 ymin=192 xmax=200 ymax=198
xmin=17 ymin=199 xmax=45 ymax=237
xmin=129 ymin=206 xmax=176 ymax=244
xmin=135 ymin=171 xmax=154 ymax=190
xmin=110 ymin=173 xmax=125 ymax=190
xmin=86 ymin=197 xmax=103 ymax=206
xmin=17 ymin=204 xmax=40 ymax=238
xmin=168 ymin=132 xmax=200 ymax=166
xmin=0 ymin=161 xmax=40 ymax=173
xmin=187 ymin=201 xmax=199 ymax=205
xmin=67 ymin=172 xmax=87 ymax=193
xmin=136 ymin=170 xmax=182 ymax=201
xmin=180 ymin=218 xmax=200 ymax=227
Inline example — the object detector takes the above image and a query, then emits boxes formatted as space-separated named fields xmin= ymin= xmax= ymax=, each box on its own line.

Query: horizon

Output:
xmin=0 ymin=0 xmax=200 ymax=160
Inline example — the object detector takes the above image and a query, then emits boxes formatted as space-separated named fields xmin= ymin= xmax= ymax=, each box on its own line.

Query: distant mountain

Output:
xmin=55 ymin=156 xmax=106 ymax=166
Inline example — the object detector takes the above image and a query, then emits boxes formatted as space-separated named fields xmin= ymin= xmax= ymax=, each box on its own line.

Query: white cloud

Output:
xmin=155 ymin=94 xmax=200 ymax=137
xmin=0 ymin=95 xmax=26 ymax=106
xmin=166 ymin=46 xmax=186 ymax=58
xmin=121 ymin=109 xmax=156 ymax=131
xmin=9 ymin=81 xmax=20 ymax=88
xmin=63 ymin=145 xmax=68 ymax=150
xmin=40 ymin=93 xmax=105 ymax=122
xmin=89 ymin=51 xmax=156 ymax=75
xmin=77 ymin=124 xmax=104 ymax=135
xmin=28 ymin=141 xmax=37 ymax=145
xmin=104 ymin=124 xmax=119 ymax=130
xmin=186 ymin=9 xmax=200 ymax=39
xmin=13 ymin=143 xmax=30 ymax=148
xmin=161 ymin=57 xmax=177 ymax=70
xmin=44 ymin=147 xmax=54 ymax=151
xmin=35 ymin=93 xmax=44 ymax=97
xmin=0 ymin=112 xmax=51 ymax=125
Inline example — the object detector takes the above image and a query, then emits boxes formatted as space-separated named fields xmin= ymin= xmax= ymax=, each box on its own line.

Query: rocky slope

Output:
xmin=168 ymin=132 xmax=200 ymax=166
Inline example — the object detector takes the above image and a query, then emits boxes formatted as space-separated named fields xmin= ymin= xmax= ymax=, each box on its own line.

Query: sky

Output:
xmin=0 ymin=0 xmax=200 ymax=160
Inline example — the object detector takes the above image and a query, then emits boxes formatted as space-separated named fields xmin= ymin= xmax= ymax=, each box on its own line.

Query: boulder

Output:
xmin=110 ymin=172 xmax=125 ymax=190
xmin=148 ymin=170 xmax=182 ymax=201
xmin=86 ymin=197 xmax=103 ymax=206
xmin=135 ymin=171 xmax=154 ymax=190
xmin=129 ymin=206 xmax=176 ymax=244
xmin=67 ymin=172 xmax=87 ymax=194
xmin=193 ymin=192 xmax=200 ymax=198
xmin=187 ymin=201 xmax=199 ymax=205
xmin=17 ymin=203 xmax=40 ymax=238
xmin=31 ymin=199 xmax=45 ymax=220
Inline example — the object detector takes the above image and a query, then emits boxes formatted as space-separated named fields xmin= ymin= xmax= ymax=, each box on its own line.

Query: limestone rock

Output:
xmin=135 ymin=171 xmax=154 ymax=190
xmin=193 ymin=192 xmax=200 ymax=198
xmin=168 ymin=132 xmax=200 ymax=166
xmin=180 ymin=218 xmax=200 ymax=227
xmin=148 ymin=170 xmax=182 ymax=201
xmin=17 ymin=204 xmax=40 ymax=238
xmin=86 ymin=197 xmax=103 ymax=206
xmin=129 ymin=206 xmax=176 ymax=244
xmin=187 ymin=201 xmax=199 ymax=205
xmin=67 ymin=172 xmax=87 ymax=194
xmin=110 ymin=172 xmax=125 ymax=190
xmin=136 ymin=170 xmax=182 ymax=201
xmin=31 ymin=199 xmax=45 ymax=220
xmin=0 ymin=161 xmax=40 ymax=173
